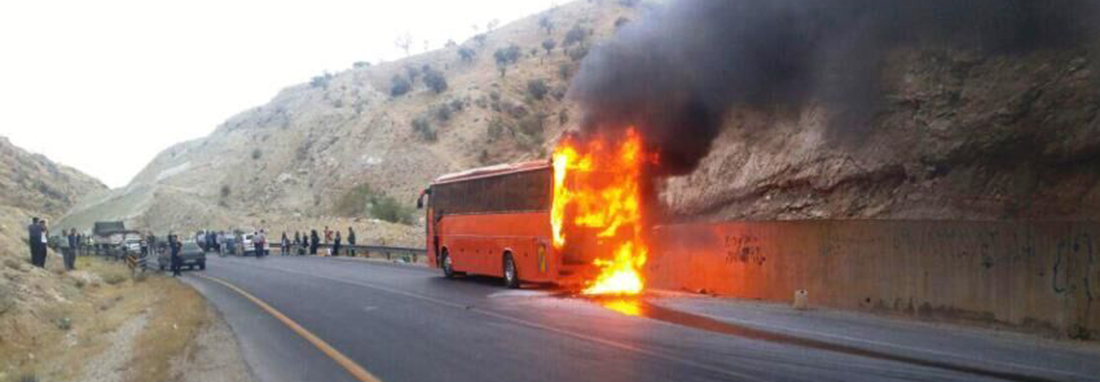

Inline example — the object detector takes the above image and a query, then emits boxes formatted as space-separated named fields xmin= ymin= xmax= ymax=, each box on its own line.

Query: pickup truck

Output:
xmin=158 ymin=241 xmax=206 ymax=271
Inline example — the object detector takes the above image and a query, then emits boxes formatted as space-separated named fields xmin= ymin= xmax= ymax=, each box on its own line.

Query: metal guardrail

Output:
xmin=269 ymin=243 xmax=428 ymax=263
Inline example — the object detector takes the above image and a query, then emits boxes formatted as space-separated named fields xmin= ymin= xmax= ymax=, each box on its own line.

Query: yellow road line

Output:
xmin=195 ymin=274 xmax=384 ymax=382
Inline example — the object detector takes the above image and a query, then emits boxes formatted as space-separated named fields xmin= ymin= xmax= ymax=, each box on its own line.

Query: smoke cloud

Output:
xmin=569 ymin=0 xmax=1098 ymax=176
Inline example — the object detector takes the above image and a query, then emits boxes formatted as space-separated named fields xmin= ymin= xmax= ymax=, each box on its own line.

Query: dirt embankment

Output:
xmin=0 ymin=254 xmax=254 ymax=382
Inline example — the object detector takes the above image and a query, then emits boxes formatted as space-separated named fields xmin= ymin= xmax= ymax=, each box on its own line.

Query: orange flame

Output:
xmin=551 ymin=128 xmax=649 ymax=295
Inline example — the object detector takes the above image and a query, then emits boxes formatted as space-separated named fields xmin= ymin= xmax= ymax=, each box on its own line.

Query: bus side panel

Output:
xmin=436 ymin=212 xmax=552 ymax=282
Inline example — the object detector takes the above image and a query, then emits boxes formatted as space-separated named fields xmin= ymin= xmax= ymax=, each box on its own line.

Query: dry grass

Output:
xmin=127 ymin=276 xmax=206 ymax=382
xmin=0 ymin=257 xmax=208 ymax=382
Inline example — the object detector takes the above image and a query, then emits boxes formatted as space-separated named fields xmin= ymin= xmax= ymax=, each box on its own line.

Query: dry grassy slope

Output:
xmin=0 ymin=136 xmax=107 ymax=219
xmin=663 ymin=48 xmax=1100 ymax=221
xmin=59 ymin=0 xmax=640 ymax=239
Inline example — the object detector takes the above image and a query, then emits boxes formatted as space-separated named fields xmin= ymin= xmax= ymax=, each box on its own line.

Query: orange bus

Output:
xmin=416 ymin=160 xmax=595 ymax=288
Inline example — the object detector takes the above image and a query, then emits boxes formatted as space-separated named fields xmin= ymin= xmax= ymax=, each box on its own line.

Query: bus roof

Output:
xmin=433 ymin=160 xmax=550 ymax=184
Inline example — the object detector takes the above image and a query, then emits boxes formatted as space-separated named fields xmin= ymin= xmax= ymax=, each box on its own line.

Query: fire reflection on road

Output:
xmin=601 ymin=298 xmax=642 ymax=316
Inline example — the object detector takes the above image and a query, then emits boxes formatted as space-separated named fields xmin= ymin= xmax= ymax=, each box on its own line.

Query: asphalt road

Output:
xmin=182 ymin=255 xmax=1100 ymax=382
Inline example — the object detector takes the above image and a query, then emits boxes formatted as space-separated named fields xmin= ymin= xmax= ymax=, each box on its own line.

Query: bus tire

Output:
xmin=441 ymin=250 xmax=455 ymax=278
xmin=503 ymin=253 xmax=519 ymax=289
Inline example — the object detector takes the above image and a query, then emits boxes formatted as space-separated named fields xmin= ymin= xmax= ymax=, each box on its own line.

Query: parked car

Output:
xmin=240 ymin=233 xmax=270 ymax=256
xmin=158 ymin=241 xmax=206 ymax=271
xmin=123 ymin=238 xmax=142 ymax=255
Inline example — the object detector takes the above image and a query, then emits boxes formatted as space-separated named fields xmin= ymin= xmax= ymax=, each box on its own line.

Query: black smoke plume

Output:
xmin=569 ymin=0 xmax=1098 ymax=176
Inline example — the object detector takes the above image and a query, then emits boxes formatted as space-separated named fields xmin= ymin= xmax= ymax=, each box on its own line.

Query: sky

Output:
xmin=0 ymin=0 xmax=553 ymax=188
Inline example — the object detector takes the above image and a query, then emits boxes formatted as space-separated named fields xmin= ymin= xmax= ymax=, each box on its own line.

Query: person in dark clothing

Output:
xmin=254 ymin=230 xmax=266 ymax=259
xmin=309 ymin=230 xmax=319 ymax=255
xmin=170 ymin=234 xmax=183 ymax=277
xmin=280 ymin=232 xmax=289 ymax=256
xmin=293 ymin=232 xmax=301 ymax=255
xmin=65 ymin=229 xmax=77 ymax=270
xmin=36 ymin=219 xmax=49 ymax=267
xmin=347 ymin=227 xmax=357 ymax=257
xmin=333 ymin=231 xmax=342 ymax=257
xmin=28 ymin=217 xmax=43 ymax=267
xmin=75 ymin=232 xmax=83 ymax=257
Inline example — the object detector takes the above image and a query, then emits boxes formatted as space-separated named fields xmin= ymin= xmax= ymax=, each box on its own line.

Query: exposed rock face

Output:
xmin=0 ymin=136 xmax=107 ymax=218
xmin=662 ymin=49 xmax=1100 ymax=221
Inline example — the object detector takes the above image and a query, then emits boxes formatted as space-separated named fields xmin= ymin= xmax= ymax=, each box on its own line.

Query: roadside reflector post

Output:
xmin=793 ymin=289 xmax=809 ymax=310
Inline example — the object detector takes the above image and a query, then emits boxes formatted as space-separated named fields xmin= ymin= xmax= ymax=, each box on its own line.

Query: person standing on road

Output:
xmin=310 ymin=229 xmax=319 ymax=255
xmin=254 ymin=230 xmax=266 ymax=259
xmin=170 ymin=234 xmax=183 ymax=277
xmin=321 ymin=225 xmax=330 ymax=255
xmin=65 ymin=228 xmax=77 ymax=270
xmin=293 ymin=232 xmax=301 ymax=255
xmin=333 ymin=231 xmax=342 ymax=257
xmin=226 ymin=232 xmax=236 ymax=256
xmin=280 ymin=232 xmax=289 ymax=256
xmin=347 ymin=227 xmax=357 ymax=257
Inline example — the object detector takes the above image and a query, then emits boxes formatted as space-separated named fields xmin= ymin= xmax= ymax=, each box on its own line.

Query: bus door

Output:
xmin=417 ymin=188 xmax=440 ymax=267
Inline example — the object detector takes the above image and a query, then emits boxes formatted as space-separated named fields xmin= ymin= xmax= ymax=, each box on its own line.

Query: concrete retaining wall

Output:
xmin=649 ymin=221 xmax=1099 ymax=338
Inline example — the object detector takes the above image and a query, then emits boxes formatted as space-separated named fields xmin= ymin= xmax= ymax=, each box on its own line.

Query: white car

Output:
xmin=240 ymin=233 xmax=270 ymax=256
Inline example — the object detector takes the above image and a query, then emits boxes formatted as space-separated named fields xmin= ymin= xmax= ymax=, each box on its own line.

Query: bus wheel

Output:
xmin=503 ymin=253 xmax=519 ymax=289
xmin=441 ymin=251 xmax=455 ymax=278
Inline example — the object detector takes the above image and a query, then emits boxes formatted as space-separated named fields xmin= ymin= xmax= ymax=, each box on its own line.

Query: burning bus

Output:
xmin=418 ymin=129 xmax=651 ymax=295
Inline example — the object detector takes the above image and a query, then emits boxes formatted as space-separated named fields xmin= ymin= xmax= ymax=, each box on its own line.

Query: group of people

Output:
xmin=280 ymin=226 xmax=357 ymax=257
xmin=26 ymin=217 xmax=83 ymax=271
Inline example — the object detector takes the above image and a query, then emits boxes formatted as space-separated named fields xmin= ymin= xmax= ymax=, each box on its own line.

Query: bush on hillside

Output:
xmin=251 ymin=149 xmax=262 ymax=160
xmin=390 ymin=75 xmax=411 ymax=96
xmin=370 ymin=195 xmax=413 ymax=225
xmin=458 ymin=47 xmax=476 ymax=61
xmin=423 ymin=69 xmax=448 ymax=93
xmin=412 ymin=117 xmax=436 ymax=141
xmin=519 ymin=112 xmax=547 ymax=138
xmin=450 ymin=99 xmax=465 ymax=112
xmin=334 ymin=183 xmax=414 ymax=224
xmin=538 ymin=15 xmax=555 ymax=34
xmin=220 ymin=185 xmax=231 ymax=198
xmin=563 ymin=25 xmax=589 ymax=47
xmin=404 ymin=65 xmax=420 ymax=82
xmin=615 ymin=17 xmax=631 ymax=28
xmin=494 ymin=44 xmax=521 ymax=65
xmin=310 ymin=72 xmax=334 ymax=88
xmin=542 ymin=39 xmax=557 ymax=55
xmin=486 ymin=117 xmax=506 ymax=141
xmin=527 ymin=79 xmax=549 ymax=100
xmin=494 ymin=44 xmax=522 ymax=77
xmin=334 ymin=183 xmax=374 ymax=216
xmin=353 ymin=61 xmax=371 ymax=69
xmin=434 ymin=103 xmax=452 ymax=122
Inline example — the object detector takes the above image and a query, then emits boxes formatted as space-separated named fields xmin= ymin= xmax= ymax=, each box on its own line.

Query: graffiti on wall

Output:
xmin=723 ymin=234 xmax=766 ymax=266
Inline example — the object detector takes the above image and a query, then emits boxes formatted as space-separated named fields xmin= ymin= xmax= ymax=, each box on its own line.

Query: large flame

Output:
xmin=551 ymin=128 xmax=650 ymax=295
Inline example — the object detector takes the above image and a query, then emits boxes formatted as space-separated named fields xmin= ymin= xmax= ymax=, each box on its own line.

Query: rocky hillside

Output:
xmin=662 ymin=48 xmax=1100 ymax=221
xmin=61 ymin=0 xmax=1099 ymax=244
xmin=0 ymin=136 xmax=107 ymax=219
xmin=59 ymin=0 xmax=641 ymax=242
